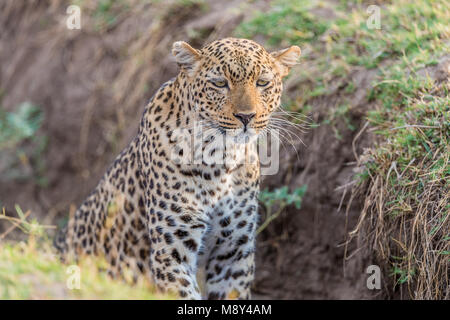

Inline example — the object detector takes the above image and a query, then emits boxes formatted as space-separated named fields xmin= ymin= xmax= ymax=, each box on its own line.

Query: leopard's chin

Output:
xmin=233 ymin=128 xmax=258 ymax=144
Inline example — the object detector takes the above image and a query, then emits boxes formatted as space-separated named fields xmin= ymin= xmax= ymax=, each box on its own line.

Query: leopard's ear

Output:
xmin=271 ymin=45 xmax=301 ymax=77
xmin=172 ymin=41 xmax=201 ymax=77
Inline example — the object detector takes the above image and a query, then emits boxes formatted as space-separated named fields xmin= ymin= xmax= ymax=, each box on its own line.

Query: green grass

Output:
xmin=236 ymin=0 xmax=449 ymax=298
xmin=1 ymin=0 xmax=447 ymax=300
xmin=0 ymin=102 xmax=43 ymax=150
xmin=0 ymin=207 xmax=171 ymax=300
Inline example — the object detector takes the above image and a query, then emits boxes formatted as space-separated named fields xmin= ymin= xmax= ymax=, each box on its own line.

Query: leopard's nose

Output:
xmin=233 ymin=112 xmax=255 ymax=126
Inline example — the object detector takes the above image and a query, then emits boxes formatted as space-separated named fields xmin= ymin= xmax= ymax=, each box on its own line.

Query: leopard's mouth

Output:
xmin=218 ymin=127 xmax=258 ymax=144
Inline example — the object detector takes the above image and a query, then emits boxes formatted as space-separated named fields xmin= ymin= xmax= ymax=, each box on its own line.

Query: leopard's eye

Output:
xmin=256 ymin=79 xmax=270 ymax=87
xmin=210 ymin=79 xmax=228 ymax=88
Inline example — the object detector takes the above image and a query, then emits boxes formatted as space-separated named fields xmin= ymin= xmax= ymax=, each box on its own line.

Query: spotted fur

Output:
xmin=54 ymin=38 xmax=300 ymax=299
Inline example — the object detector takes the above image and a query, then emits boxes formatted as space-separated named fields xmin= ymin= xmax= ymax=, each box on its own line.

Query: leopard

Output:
xmin=54 ymin=37 xmax=301 ymax=300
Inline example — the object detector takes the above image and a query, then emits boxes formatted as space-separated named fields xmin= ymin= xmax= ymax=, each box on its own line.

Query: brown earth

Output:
xmin=0 ymin=0 xmax=381 ymax=299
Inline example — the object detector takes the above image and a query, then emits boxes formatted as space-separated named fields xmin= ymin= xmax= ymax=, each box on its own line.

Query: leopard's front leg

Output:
xmin=148 ymin=208 xmax=208 ymax=300
xmin=204 ymin=198 xmax=258 ymax=300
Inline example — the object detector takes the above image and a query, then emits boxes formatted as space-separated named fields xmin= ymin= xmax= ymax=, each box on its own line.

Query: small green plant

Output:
xmin=0 ymin=102 xmax=47 ymax=186
xmin=391 ymin=265 xmax=416 ymax=285
xmin=257 ymin=185 xmax=307 ymax=234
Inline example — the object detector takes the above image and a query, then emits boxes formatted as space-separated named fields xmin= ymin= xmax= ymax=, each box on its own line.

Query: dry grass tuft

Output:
xmin=350 ymin=67 xmax=449 ymax=299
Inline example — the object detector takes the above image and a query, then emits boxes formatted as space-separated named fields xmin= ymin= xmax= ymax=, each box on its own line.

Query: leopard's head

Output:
xmin=172 ymin=37 xmax=300 ymax=143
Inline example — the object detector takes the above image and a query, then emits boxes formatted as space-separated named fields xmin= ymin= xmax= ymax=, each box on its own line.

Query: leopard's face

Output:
xmin=173 ymin=38 xmax=301 ymax=143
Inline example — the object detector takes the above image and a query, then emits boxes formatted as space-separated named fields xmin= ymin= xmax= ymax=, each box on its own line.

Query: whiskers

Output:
xmin=259 ymin=106 xmax=311 ymax=162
